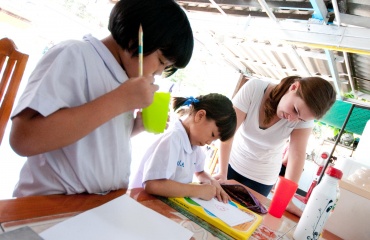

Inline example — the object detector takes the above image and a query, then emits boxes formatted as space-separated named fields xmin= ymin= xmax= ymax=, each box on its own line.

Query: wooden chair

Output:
xmin=205 ymin=144 xmax=219 ymax=175
xmin=0 ymin=38 xmax=29 ymax=145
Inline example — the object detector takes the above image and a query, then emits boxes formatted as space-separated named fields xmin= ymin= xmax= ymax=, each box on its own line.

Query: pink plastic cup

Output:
xmin=268 ymin=176 xmax=298 ymax=218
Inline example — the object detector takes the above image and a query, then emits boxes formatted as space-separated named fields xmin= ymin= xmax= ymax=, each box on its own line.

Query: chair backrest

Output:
xmin=0 ymin=38 xmax=29 ymax=145
xmin=205 ymin=144 xmax=219 ymax=175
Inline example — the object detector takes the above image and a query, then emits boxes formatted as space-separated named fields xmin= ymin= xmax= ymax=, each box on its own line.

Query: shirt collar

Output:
xmin=173 ymin=118 xmax=193 ymax=154
xmin=83 ymin=34 xmax=128 ymax=84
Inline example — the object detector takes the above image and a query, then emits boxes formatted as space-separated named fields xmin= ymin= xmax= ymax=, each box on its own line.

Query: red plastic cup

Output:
xmin=268 ymin=176 xmax=298 ymax=218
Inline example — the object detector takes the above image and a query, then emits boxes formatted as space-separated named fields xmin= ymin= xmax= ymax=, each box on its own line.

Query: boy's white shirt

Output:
xmin=12 ymin=35 xmax=134 ymax=197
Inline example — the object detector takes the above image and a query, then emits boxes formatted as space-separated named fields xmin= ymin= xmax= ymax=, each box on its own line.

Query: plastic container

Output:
xmin=268 ymin=176 xmax=298 ymax=218
xmin=142 ymin=92 xmax=171 ymax=134
xmin=293 ymin=166 xmax=343 ymax=240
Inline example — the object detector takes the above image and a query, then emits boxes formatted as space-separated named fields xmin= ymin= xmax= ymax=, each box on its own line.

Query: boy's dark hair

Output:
xmin=108 ymin=0 xmax=194 ymax=77
xmin=172 ymin=93 xmax=237 ymax=141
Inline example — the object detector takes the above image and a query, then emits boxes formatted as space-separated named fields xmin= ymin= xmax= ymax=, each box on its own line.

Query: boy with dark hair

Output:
xmin=10 ymin=0 xmax=194 ymax=197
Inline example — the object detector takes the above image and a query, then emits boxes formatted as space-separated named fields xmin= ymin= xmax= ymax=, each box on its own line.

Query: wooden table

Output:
xmin=0 ymin=180 xmax=341 ymax=239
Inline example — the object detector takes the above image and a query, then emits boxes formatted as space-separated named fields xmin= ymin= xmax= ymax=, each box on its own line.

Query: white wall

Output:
xmin=325 ymin=182 xmax=370 ymax=239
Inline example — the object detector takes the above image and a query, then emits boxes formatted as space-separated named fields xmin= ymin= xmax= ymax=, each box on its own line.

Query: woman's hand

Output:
xmin=286 ymin=200 xmax=303 ymax=217
xmin=212 ymin=172 xmax=228 ymax=184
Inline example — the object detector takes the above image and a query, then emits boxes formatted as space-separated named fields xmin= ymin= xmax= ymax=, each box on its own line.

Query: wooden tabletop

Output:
xmin=1 ymin=180 xmax=255 ymax=223
xmin=0 ymin=189 xmax=126 ymax=223
xmin=0 ymin=180 xmax=341 ymax=239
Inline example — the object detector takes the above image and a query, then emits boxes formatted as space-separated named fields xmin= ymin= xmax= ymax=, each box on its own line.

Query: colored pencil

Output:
xmin=138 ymin=24 xmax=143 ymax=77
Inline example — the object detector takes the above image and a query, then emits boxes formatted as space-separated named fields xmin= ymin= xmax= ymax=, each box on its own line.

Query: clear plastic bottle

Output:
xmin=293 ymin=166 xmax=342 ymax=240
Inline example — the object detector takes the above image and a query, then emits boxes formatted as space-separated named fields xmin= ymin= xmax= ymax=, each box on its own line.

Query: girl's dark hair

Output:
xmin=264 ymin=76 xmax=337 ymax=124
xmin=172 ymin=93 xmax=237 ymax=141
xmin=108 ymin=0 xmax=194 ymax=77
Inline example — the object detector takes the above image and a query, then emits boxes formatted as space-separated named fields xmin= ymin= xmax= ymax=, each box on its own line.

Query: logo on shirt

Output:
xmin=177 ymin=160 xmax=185 ymax=168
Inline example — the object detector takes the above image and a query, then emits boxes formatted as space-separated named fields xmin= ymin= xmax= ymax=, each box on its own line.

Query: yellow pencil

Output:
xmin=138 ymin=24 xmax=143 ymax=77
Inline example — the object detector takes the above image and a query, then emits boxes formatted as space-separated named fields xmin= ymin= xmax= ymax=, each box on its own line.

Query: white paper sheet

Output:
xmin=191 ymin=198 xmax=254 ymax=227
xmin=40 ymin=194 xmax=193 ymax=240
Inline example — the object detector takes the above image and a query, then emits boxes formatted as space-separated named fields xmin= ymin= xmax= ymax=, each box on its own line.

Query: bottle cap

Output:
xmin=321 ymin=152 xmax=329 ymax=159
xmin=325 ymin=166 xmax=343 ymax=179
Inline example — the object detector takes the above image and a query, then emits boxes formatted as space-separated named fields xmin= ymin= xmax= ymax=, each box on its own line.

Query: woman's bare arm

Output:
xmin=213 ymin=106 xmax=246 ymax=182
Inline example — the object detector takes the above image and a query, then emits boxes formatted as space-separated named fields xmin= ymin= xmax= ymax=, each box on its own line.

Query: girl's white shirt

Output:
xmin=129 ymin=118 xmax=205 ymax=189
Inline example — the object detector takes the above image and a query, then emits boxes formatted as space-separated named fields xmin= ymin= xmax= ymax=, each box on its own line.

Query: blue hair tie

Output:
xmin=183 ymin=96 xmax=199 ymax=106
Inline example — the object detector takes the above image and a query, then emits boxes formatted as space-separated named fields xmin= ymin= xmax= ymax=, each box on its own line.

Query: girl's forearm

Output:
xmin=144 ymin=179 xmax=204 ymax=198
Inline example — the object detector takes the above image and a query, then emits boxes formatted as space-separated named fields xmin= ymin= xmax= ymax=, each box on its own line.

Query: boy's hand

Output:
xmin=120 ymin=76 xmax=158 ymax=110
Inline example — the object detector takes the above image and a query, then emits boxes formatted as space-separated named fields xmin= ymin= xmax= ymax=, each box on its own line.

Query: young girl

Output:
xmin=130 ymin=93 xmax=237 ymax=203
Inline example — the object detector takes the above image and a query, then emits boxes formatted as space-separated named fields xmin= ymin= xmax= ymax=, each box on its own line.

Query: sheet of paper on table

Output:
xmin=0 ymin=226 xmax=43 ymax=240
xmin=40 ymin=194 xmax=193 ymax=240
xmin=191 ymin=197 xmax=254 ymax=226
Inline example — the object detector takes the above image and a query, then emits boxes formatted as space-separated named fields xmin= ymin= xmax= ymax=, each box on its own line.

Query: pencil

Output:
xmin=138 ymin=24 xmax=143 ymax=77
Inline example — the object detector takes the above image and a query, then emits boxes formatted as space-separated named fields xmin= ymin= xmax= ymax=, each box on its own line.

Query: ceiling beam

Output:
xmin=177 ymin=0 xmax=314 ymax=9
xmin=325 ymin=49 xmax=343 ymax=99
xmin=309 ymin=0 xmax=329 ymax=23
xmin=182 ymin=6 xmax=312 ymax=19
xmin=288 ymin=45 xmax=312 ymax=76
xmin=339 ymin=13 xmax=370 ymax=28
xmin=257 ymin=0 xmax=277 ymax=22
xmin=176 ymin=0 xmax=316 ymax=19
xmin=241 ymin=18 xmax=370 ymax=54
xmin=310 ymin=0 xmax=342 ymax=99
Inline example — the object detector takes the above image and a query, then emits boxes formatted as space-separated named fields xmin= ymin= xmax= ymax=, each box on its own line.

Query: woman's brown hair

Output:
xmin=264 ymin=76 xmax=336 ymax=124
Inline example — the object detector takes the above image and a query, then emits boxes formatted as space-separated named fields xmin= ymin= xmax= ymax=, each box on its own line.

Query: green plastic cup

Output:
xmin=142 ymin=92 xmax=171 ymax=134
